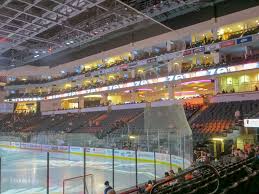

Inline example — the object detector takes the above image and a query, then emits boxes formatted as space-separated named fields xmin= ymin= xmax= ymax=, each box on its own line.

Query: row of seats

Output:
xmin=152 ymin=156 xmax=258 ymax=194
xmin=191 ymin=100 xmax=259 ymax=141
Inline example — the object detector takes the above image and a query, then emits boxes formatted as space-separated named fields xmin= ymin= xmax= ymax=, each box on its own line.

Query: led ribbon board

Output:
xmin=6 ymin=62 xmax=259 ymax=102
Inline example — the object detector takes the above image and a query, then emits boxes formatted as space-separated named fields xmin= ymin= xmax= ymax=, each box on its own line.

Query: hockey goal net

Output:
xmin=63 ymin=174 xmax=94 ymax=194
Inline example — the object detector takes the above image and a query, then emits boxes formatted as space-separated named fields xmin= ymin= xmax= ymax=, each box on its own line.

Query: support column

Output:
xmin=168 ymin=84 xmax=175 ymax=100
xmin=166 ymin=41 xmax=172 ymax=52
xmin=245 ymin=46 xmax=253 ymax=59
xmin=79 ymin=96 xmax=84 ymax=109
xmin=214 ymin=77 xmax=219 ymax=94
xmin=212 ymin=52 xmax=220 ymax=64
xmin=129 ymin=51 xmax=134 ymax=60
xmin=211 ymin=27 xmax=218 ymax=40
xmin=131 ymin=90 xmax=138 ymax=103
xmin=101 ymin=93 xmax=109 ymax=106
xmin=191 ymin=34 xmax=196 ymax=44
xmin=192 ymin=56 xmax=198 ymax=66
xmin=167 ymin=61 xmax=173 ymax=74
xmin=131 ymin=70 xmax=135 ymax=79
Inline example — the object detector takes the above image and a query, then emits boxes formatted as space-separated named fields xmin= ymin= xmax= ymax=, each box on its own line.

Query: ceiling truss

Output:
xmin=0 ymin=0 xmax=211 ymax=67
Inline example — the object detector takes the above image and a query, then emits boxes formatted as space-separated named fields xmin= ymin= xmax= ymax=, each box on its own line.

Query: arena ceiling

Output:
xmin=0 ymin=0 xmax=257 ymax=69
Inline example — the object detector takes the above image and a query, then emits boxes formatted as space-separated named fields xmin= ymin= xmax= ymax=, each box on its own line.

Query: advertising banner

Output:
xmin=11 ymin=142 xmax=20 ymax=148
xmin=193 ymin=46 xmax=205 ymax=53
xmin=236 ymin=36 xmax=252 ymax=44
xmin=183 ymin=49 xmax=192 ymax=56
xmin=206 ymin=43 xmax=220 ymax=52
xmin=70 ymin=146 xmax=83 ymax=153
xmin=146 ymin=57 xmax=157 ymax=64
xmin=220 ymin=40 xmax=235 ymax=48
xmin=42 ymin=144 xmax=52 ymax=151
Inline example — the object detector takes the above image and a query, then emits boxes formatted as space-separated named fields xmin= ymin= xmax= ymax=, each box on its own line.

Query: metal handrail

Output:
xmin=150 ymin=164 xmax=220 ymax=194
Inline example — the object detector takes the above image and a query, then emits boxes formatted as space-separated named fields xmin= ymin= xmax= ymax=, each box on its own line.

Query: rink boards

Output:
xmin=0 ymin=141 xmax=191 ymax=168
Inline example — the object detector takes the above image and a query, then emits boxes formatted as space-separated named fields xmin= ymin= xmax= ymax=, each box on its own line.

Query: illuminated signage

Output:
xmin=244 ymin=119 xmax=259 ymax=128
xmin=147 ymin=57 xmax=157 ymax=63
xmin=236 ymin=36 xmax=252 ymax=44
xmin=91 ymin=64 xmax=129 ymax=76
xmin=220 ymin=40 xmax=235 ymax=48
xmin=5 ymin=62 xmax=259 ymax=102
xmin=206 ymin=43 xmax=219 ymax=52
xmin=193 ymin=46 xmax=205 ymax=53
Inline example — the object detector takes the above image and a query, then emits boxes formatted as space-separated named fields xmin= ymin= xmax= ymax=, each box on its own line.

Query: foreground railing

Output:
xmin=150 ymin=164 xmax=220 ymax=194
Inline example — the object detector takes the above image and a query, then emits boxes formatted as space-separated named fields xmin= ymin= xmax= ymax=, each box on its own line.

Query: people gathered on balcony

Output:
xmin=6 ymin=24 xmax=259 ymax=88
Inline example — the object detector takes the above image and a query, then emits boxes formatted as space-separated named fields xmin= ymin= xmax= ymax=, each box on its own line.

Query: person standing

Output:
xmin=104 ymin=181 xmax=116 ymax=194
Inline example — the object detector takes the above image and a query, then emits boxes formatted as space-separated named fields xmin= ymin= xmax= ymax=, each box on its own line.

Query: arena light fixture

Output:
xmin=129 ymin=135 xmax=136 ymax=139
xmin=62 ymin=97 xmax=79 ymax=101
xmin=137 ymin=88 xmax=153 ymax=91
xmin=181 ymin=80 xmax=211 ymax=85
xmin=212 ymin=138 xmax=224 ymax=142
xmin=84 ymin=95 xmax=102 ymax=98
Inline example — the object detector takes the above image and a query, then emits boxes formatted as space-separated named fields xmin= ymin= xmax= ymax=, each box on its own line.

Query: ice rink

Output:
xmin=0 ymin=147 xmax=170 ymax=194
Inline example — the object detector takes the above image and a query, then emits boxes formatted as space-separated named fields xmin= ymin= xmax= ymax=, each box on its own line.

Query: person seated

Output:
xmin=184 ymin=172 xmax=193 ymax=181
xmin=169 ymin=169 xmax=175 ymax=177
xmin=144 ymin=180 xmax=153 ymax=193
xmin=163 ymin=172 xmax=171 ymax=186
xmin=177 ymin=167 xmax=183 ymax=174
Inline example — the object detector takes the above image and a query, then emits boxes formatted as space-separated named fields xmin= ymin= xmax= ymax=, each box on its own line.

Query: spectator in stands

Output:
xmin=184 ymin=172 xmax=193 ymax=180
xmin=165 ymin=172 xmax=170 ymax=180
xmin=169 ymin=169 xmax=175 ymax=177
xmin=230 ymin=88 xmax=235 ymax=93
xmin=144 ymin=180 xmax=153 ymax=193
xmin=255 ymin=85 xmax=258 ymax=91
xmin=235 ymin=110 xmax=241 ymax=120
xmin=248 ymin=145 xmax=256 ymax=158
xmin=164 ymin=172 xmax=171 ymax=185
xmin=104 ymin=181 xmax=116 ymax=194
xmin=177 ymin=167 xmax=182 ymax=174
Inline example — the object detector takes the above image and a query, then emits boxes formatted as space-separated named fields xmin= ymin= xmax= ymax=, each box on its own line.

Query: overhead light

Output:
xmin=70 ymin=40 xmax=74 ymax=43
xmin=66 ymin=42 xmax=70 ymax=45
xmin=35 ymin=51 xmax=39 ymax=53
xmin=34 ymin=55 xmax=39 ymax=58
xmin=84 ymin=95 xmax=102 ymax=98
xmin=129 ymin=136 xmax=136 ymax=139
xmin=218 ymin=29 xmax=224 ymax=35
xmin=212 ymin=138 xmax=223 ymax=142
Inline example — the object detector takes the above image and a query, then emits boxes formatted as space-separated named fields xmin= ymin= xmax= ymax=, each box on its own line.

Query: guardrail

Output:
xmin=150 ymin=164 xmax=220 ymax=194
